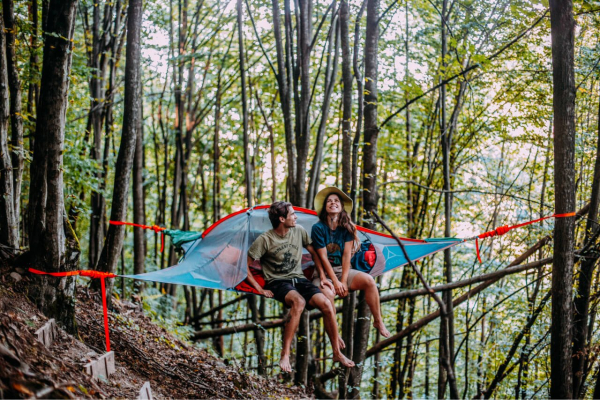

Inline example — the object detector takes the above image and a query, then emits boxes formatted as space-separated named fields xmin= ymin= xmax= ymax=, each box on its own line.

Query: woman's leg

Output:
xmin=349 ymin=272 xmax=390 ymax=337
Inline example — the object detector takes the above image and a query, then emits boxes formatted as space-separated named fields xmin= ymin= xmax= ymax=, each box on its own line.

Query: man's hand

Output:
xmin=260 ymin=289 xmax=274 ymax=298
xmin=333 ymin=279 xmax=348 ymax=297
xmin=320 ymin=277 xmax=334 ymax=292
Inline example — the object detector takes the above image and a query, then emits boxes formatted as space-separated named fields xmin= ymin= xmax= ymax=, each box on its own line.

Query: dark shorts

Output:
xmin=264 ymin=277 xmax=322 ymax=308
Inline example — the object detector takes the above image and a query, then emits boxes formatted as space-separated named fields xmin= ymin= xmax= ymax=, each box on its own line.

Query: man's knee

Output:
xmin=287 ymin=292 xmax=306 ymax=313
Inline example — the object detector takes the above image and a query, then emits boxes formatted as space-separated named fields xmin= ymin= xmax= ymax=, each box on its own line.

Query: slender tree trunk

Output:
xmin=133 ymin=87 xmax=146 ymax=294
xmin=0 ymin=10 xmax=17 ymax=249
xmin=27 ymin=0 xmax=78 ymax=332
xmin=549 ymin=0 xmax=576 ymax=398
xmin=2 ymin=0 xmax=23 ymax=231
xmin=361 ymin=0 xmax=380 ymax=230
xmin=572 ymin=83 xmax=600 ymax=397
xmin=293 ymin=0 xmax=312 ymax=207
xmin=237 ymin=0 xmax=253 ymax=207
xmin=95 ymin=0 xmax=143 ymax=303
xmin=307 ymin=9 xmax=339 ymax=204
xmin=213 ymin=70 xmax=222 ymax=222
xmin=88 ymin=0 xmax=104 ymax=268
xmin=348 ymin=292 xmax=371 ymax=399
xmin=340 ymin=0 xmax=352 ymax=195
xmin=438 ymin=1 xmax=455 ymax=396
xmin=350 ymin=0 xmax=366 ymax=221
xmin=271 ymin=0 xmax=296 ymax=203
xmin=27 ymin=0 xmax=40 ymax=156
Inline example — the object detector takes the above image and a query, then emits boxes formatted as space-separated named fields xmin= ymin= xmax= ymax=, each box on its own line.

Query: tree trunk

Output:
xmin=2 ymin=0 xmax=24 ymax=232
xmin=271 ymin=0 xmax=296 ymax=203
xmin=572 ymin=82 xmax=600 ymax=398
xmin=350 ymin=0 xmax=366 ymax=222
xmin=293 ymin=0 xmax=312 ymax=207
xmin=27 ymin=0 xmax=78 ymax=332
xmin=307 ymin=8 xmax=339 ymax=204
xmin=237 ymin=0 xmax=253 ymax=207
xmin=340 ymin=0 xmax=352 ymax=196
xmin=361 ymin=0 xmax=380 ymax=230
xmin=95 ymin=0 xmax=143 ymax=302
xmin=87 ymin=0 xmax=107 ymax=269
xmin=347 ymin=292 xmax=371 ymax=399
xmin=133 ymin=87 xmax=146 ymax=294
xmin=438 ymin=0 xmax=454 ymax=396
xmin=0 ymin=10 xmax=17 ymax=249
xmin=549 ymin=0 xmax=576 ymax=398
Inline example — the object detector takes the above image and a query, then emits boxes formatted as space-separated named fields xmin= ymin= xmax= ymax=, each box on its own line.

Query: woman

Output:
xmin=311 ymin=187 xmax=390 ymax=338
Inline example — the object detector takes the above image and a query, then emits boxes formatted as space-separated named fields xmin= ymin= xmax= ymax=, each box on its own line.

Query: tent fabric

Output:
xmin=123 ymin=206 xmax=462 ymax=293
xmin=164 ymin=229 xmax=203 ymax=252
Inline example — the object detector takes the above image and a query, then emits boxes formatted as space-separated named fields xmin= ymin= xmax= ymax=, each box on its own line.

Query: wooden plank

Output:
xmin=138 ymin=381 xmax=153 ymax=400
xmin=35 ymin=319 xmax=57 ymax=348
xmin=84 ymin=351 xmax=115 ymax=380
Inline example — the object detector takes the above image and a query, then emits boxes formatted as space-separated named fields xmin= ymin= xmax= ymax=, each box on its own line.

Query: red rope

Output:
xmin=110 ymin=220 xmax=165 ymax=252
xmin=474 ymin=212 xmax=575 ymax=262
xmin=29 ymin=268 xmax=116 ymax=352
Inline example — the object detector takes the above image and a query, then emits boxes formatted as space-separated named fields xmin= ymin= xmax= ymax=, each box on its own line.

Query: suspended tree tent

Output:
xmin=118 ymin=205 xmax=462 ymax=294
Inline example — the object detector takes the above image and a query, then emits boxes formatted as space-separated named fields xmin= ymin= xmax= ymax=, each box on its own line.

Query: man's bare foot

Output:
xmin=374 ymin=320 xmax=390 ymax=338
xmin=280 ymin=354 xmax=292 ymax=373
xmin=333 ymin=352 xmax=355 ymax=368
xmin=339 ymin=336 xmax=346 ymax=349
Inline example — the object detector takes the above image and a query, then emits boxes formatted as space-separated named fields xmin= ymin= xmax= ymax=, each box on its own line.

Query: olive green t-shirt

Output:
xmin=248 ymin=226 xmax=312 ymax=283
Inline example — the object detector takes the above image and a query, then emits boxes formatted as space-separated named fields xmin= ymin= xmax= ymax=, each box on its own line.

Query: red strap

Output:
xmin=29 ymin=268 xmax=114 ymax=352
xmin=100 ymin=277 xmax=110 ymax=352
xmin=474 ymin=212 xmax=575 ymax=262
xmin=110 ymin=220 xmax=165 ymax=252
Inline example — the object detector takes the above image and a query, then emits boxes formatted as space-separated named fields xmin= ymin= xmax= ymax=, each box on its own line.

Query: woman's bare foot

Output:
xmin=374 ymin=320 xmax=390 ymax=338
xmin=339 ymin=336 xmax=346 ymax=349
xmin=280 ymin=353 xmax=292 ymax=373
xmin=333 ymin=352 xmax=355 ymax=368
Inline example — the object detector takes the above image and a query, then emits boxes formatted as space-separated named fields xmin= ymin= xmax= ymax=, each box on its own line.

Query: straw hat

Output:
xmin=314 ymin=187 xmax=353 ymax=216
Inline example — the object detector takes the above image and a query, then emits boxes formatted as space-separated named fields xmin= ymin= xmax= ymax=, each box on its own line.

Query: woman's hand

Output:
xmin=260 ymin=288 xmax=274 ymax=298
xmin=334 ymin=278 xmax=348 ymax=297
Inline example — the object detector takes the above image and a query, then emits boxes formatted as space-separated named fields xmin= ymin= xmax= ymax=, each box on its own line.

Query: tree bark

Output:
xmin=347 ymin=292 xmax=371 ymax=399
xmin=271 ymin=0 xmax=296 ymax=203
xmin=307 ymin=8 xmax=339 ymax=204
xmin=95 ymin=0 xmax=143 ymax=302
xmin=549 ymin=0 xmax=576 ymax=398
xmin=27 ymin=0 xmax=78 ymax=332
xmin=237 ymin=0 xmax=253 ymax=207
xmin=0 ymin=10 xmax=17 ymax=249
xmin=340 ymin=0 xmax=352 ymax=196
xmin=2 ymin=0 xmax=24 ymax=232
xmin=572 ymin=82 xmax=600 ymax=398
xmin=361 ymin=0 xmax=380 ymax=230
xmin=293 ymin=0 xmax=312 ymax=207
xmin=133 ymin=85 xmax=146 ymax=294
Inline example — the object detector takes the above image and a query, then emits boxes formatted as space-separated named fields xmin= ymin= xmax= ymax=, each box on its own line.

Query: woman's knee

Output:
xmin=352 ymin=272 xmax=376 ymax=291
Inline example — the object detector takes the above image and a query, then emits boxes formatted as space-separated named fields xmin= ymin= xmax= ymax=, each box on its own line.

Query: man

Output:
xmin=246 ymin=201 xmax=354 ymax=373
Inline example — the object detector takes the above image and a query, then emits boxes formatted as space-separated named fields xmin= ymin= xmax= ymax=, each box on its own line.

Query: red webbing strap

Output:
xmin=110 ymin=220 xmax=165 ymax=252
xmin=100 ymin=277 xmax=110 ymax=352
xmin=474 ymin=212 xmax=575 ymax=262
xmin=28 ymin=268 xmax=116 ymax=352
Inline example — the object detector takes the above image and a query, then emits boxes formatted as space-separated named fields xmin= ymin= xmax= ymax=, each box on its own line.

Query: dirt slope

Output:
xmin=0 ymin=263 xmax=307 ymax=399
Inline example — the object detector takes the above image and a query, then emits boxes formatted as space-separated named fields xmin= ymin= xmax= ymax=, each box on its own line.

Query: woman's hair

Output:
xmin=268 ymin=201 xmax=293 ymax=228
xmin=318 ymin=193 xmax=360 ymax=251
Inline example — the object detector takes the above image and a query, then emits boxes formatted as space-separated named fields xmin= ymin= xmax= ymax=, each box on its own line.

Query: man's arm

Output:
xmin=306 ymin=245 xmax=334 ymax=292
xmin=246 ymin=256 xmax=273 ymax=297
